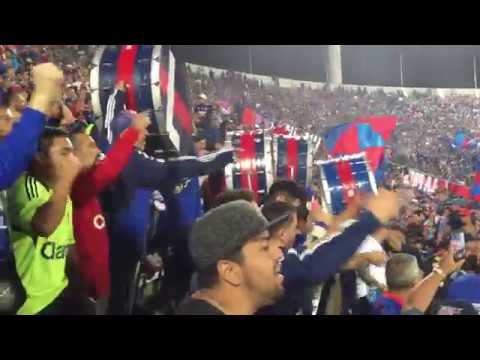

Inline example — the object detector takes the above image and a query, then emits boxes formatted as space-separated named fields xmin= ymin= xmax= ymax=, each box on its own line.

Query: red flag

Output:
xmin=449 ymin=183 xmax=471 ymax=200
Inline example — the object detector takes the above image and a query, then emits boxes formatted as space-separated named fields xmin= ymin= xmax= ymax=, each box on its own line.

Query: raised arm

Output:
xmin=283 ymin=189 xmax=399 ymax=290
xmin=405 ymin=246 xmax=464 ymax=313
xmin=0 ymin=63 xmax=63 ymax=190
xmin=72 ymin=128 xmax=139 ymax=203
xmin=134 ymin=149 xmax=234 ymax=189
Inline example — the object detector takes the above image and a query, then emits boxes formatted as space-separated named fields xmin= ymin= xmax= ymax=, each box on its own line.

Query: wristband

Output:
xmin=433 ymin=267 xmax=446 ymax=279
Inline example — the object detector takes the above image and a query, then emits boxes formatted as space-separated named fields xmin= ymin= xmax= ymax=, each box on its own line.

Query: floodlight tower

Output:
xmin=326 ymin=45 xmax=343 ymax=86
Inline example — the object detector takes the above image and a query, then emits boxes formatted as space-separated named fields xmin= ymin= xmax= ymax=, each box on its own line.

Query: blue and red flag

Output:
xmin=325 ymin=122 xmax=386 ymax=175
xmin=450 ymin=183 xmax=471 ymax=200
xmin=471 ymin=161 xmax=480 ymax=201
xmin=355 ymin=116 xmax=397 ymax=142
xmin=452 ymin=131 xmax=469 ymax=151
xmin=466 ymin=137 xmax=480 ymax=149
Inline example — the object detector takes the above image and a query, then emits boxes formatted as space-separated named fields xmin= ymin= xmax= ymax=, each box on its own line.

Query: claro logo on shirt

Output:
xmin=93 ymin=214 xmax=106 ymax=230
xmin=40 ymin=242 xmax=68 ymax=260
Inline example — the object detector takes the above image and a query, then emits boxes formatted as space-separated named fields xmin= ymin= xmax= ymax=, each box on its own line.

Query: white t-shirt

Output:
xmin=356 ymin=235 xmax=387 ymax=299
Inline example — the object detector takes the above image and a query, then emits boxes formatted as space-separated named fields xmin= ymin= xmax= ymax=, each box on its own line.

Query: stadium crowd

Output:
xmin=0 ymin=45 xmax=479 ymax=316
xmin=188 ymin=66 xmax=480 ymax=184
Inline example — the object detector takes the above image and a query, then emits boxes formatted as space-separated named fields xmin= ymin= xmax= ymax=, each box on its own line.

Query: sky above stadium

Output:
xmin=173 ymin=45 xmax=480 ymax=89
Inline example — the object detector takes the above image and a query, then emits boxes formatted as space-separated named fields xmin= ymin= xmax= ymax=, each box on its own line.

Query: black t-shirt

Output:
xmin=175 ymin=298 xmax=225 ymax=315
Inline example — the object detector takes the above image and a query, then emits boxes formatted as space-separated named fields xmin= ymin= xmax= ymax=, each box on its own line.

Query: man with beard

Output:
xmin=176 ymin=200 xmax=285 ymax=315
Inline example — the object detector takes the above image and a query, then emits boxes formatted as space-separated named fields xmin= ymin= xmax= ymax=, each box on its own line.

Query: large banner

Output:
xmin=406 ymin=168 xmax=472 ymax=200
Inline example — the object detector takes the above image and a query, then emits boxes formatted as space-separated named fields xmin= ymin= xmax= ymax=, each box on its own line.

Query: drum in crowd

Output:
xmin=90 ymin=45 xmax=187 ymax=154
xmin=316 ymin=153 xmax=378 ymax=215
xmin=272 ymin=133 xmax=315 ymax=188
xmin=224 ymin=130 xmax=274 ymax=205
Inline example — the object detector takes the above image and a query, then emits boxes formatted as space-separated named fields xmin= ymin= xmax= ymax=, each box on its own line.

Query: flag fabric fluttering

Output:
xmin=452 ymin=131 xmax=469 ymax=151
xmin=355 ymin=116 xmax=397 ymax=142
xmin=471 ymin=161 xmax=480 ymax=201
xmin=450 ymin=183 xmax=471 ymax=200
xmin=324 ymin=122 xmax=386 ymax=176
xmin=466 ymin=137 xmax=480 ymax=149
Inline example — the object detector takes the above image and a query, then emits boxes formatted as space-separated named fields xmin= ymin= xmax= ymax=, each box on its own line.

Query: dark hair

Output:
xmin=67 ymin=123 xmax=89 ymax=146
xmin=38 ymin=127 xmax=69 ymax=155
xmin=448 ymin=212 xmax=465 ymax=231
xmin=268 ymin=180 xmax=307 ymax=203
xmin=214 ymin=190 xmax=255 ymax=208
xmin=296 ymin=202 xmax=310 ymax=222
xmin=414 ymin=209 xmax=425 ymax=218
xmin=197 ymin=249 xmax=244 ymax=289
xmin=192 ymin=130 xmax=206 ymax=143
xmin=465 ymin=233 xmax=475 ymax=243
xmin=261 ymin=201 xmax=296 ymax=236
xmin=462 ymin=255 xmax=480 ymax=273
xmin=388 ymin=224 xmax=405 ymax=233
xmin=68 ymin=85 xmax=78 ymax=93
xmin=68 ymin=121 xmax=87 ymax=136
xmin=1 ymin=87 xmax=16 ymax=107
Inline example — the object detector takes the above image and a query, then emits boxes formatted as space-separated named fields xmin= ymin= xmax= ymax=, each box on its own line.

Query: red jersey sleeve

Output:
xmin=72 ymin=127 xmax=139 ymax=204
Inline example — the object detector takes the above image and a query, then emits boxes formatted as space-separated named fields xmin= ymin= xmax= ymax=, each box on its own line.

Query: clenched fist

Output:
xmin=32 ymin=63 xmax=64 ymax=99
xmin=364 ymin=189 xmax=400 ymax=224
xmin=132 ymin=111 xmax=151 ymax=132
xmin=53 ymin=154 xmax=82 ymax=189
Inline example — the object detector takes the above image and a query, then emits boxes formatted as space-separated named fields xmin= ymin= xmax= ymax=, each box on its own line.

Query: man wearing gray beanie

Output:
xmin=175 ymin=200 xmax=285 ymax=315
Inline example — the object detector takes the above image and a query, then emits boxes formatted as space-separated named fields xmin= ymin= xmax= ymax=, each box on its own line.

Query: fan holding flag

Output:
xmin=324 ymin=116 xmax=397 ymax=181
xmin=471 ymin=161 xmax=480 ymax=202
